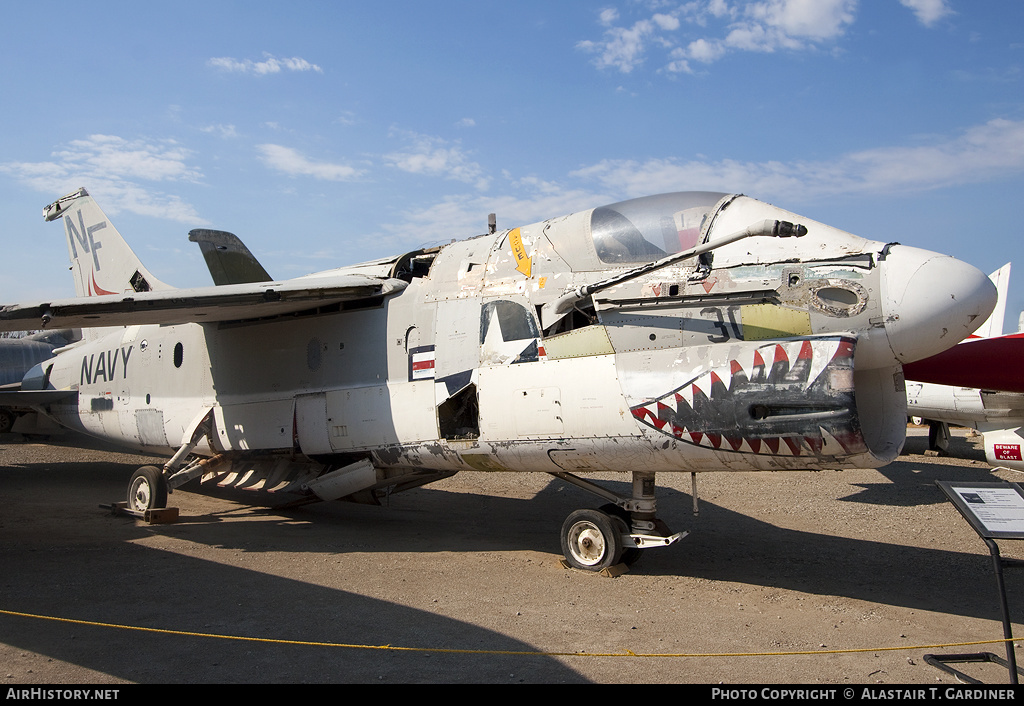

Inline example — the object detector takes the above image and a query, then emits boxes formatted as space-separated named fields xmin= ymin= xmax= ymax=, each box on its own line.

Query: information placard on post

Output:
xmin=930 ymin=480 xmax=1024 ymax=684
xmin=936 ymin=481 xmax=1024 ymax=539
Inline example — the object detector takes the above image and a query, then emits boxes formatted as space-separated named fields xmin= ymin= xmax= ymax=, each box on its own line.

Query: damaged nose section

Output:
xmin=858 ymin=245 xmax=997 ymax=369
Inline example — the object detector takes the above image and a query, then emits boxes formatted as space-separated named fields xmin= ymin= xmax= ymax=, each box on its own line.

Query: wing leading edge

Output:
xmin=0 ymin=276 xmax=408 ymax=333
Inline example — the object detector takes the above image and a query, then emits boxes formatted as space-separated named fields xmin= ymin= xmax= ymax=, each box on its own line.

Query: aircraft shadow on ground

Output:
xmin=542 ymin=472 xmax=1024 ymax=622
xmin=851 ymin=433 xmax=998 ymax=507
xmin=0 ymin=544 xmax=587 ymax=684
xmin=4 ymin=446 xmax=1022 ymax=634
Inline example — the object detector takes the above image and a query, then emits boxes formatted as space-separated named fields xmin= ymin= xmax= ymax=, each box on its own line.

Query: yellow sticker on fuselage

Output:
xmin=509 ymin=228 xmax=532 ymax=278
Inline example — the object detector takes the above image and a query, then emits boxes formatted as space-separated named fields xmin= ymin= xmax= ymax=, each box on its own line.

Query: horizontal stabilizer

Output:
xmin=189 ymin=229 xmax=274 ymax=285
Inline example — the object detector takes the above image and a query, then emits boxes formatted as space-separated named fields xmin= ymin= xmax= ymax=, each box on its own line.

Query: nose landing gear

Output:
xmin=560 ymin=508 xmax=624 ymax=571
xmin=552 ymin=471 xmax=688 ymax=572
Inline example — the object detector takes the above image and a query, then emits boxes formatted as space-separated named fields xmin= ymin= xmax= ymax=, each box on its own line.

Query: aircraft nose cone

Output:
xmin=880 ymin=245 xmax=996 ymax=364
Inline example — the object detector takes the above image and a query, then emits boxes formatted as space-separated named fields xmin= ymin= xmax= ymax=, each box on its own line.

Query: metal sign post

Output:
xmin=928 ymin=481 xmax=1024 ymax=684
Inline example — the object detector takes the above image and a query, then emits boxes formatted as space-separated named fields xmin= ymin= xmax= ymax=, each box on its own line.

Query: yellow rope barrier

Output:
xmin=0 ymin=607 xmax=1015 ymax=659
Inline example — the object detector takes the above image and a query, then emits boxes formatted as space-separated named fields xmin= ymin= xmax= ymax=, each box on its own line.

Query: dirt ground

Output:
xmin=2 ymin=426 xmax=1023 ymax=685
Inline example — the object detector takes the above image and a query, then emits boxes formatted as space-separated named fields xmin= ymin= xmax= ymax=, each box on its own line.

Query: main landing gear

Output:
xmin=127 ymin=466 xmax=168 ymax=512
xmin=123 ymin=410 xmax=212 ymax=514
xmin=552 ymin=471 xmax=687 ymax=572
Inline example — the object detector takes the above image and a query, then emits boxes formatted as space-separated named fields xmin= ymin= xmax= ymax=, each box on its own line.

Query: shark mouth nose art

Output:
xmin=630 ymin=336 xmax=867 ymax=458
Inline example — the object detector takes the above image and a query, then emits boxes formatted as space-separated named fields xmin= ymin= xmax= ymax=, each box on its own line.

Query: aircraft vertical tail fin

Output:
xmin=973 ymin=263 xmax=1011 ymax=339
xmin=43 ymin=187 xmax=174 ymax=298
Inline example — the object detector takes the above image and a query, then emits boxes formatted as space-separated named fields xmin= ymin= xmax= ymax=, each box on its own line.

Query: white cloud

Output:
xmin=201 ymin=124 xmax=239 ymax=139
xmin=569 ymin=119 xmax=1024 ymax=200
xmin=707 ymin=0 xmax=732 ymax=19
xmin=686 ymin=38 xmax=726 ymax=63
xmin=54 ymin=135 xmax=202 ymax=182
xmin=371 ymin=180 xmax=610 ymax=252
xmin=653 ymin=13 xmax=680 ymax=31
xmin=599 ymin=8 xmax=621 ymax=26
xmin=678 ymin=0 xmax=857 ymax=68
xmin=0 ymin=135 xmax=206 ymax=223
xmin=338 ymin=119 xmax=1024 ymax=257
xmin=577 ymin=17 xmax=660 ymax=73
xmin=746 ymin=0 xmax=856 ymax=41
xmin=571 ymin=156 xmax=805 ymax=200
xmin=208 ymin=53 xmax=323 ymax=76
xmin=899 ymin=0 xmax=953 ymax=27
xmin=257 ymin=144 xmax=363 ymax=181
xmin=840 ymin=119 xmax=1024 ymax=191
xmin=580 ymin=1 xmax=952 ymax=74
xmin=384 ymin=132 xmax=490 ymax=190
xmin=334 ymin=111 xmax=358 ymax=127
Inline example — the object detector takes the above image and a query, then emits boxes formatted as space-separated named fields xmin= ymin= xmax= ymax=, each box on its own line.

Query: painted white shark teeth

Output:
xmin=630 ymin=336 xmax=863 ymax=457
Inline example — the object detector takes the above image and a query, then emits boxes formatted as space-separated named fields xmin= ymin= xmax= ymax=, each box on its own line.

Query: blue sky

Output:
xmin=2 ymin=1 xmax=1023 ymax=331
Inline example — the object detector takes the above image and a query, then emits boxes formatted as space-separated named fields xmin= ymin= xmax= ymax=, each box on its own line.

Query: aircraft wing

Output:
xmin=0 ymin=275 xmax=407 ymax=333
xmin=0 ymin=389 xmax=78 ymax=405
xmin=980 ymin=390 xmax=1024 ymax=415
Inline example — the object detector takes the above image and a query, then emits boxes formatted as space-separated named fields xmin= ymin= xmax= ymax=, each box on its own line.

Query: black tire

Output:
xmin=599 ymin=503 xmax=644 ymax=566
xmin=0 ymin=409 xmax=15 ymax=434
xmin=560 ymin=508 xmax=624 ymax=571
xmin=127 ymin=466 xmax=167 ymax=512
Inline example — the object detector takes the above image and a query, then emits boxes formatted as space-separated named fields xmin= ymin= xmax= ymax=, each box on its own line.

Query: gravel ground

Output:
xmin=1 ymin=426 xmax=1022 ymax=685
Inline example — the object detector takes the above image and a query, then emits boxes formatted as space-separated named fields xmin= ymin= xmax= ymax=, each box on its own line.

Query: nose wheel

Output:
xmin=552 ymin=470 xmax=688 ymax=572
xmin=560 ymin=508 xmax=624 ymax=571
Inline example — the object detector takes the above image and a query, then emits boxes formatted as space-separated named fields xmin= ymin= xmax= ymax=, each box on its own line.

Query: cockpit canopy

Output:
xmin=591 ymin=191 xmax=727 ymax=264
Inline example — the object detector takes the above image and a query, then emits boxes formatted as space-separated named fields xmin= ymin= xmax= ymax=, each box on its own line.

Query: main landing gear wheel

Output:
xmin=127 ymin=466 xmax=168 ymax=512
xmin=560 ymin=508 xmax=624 ymax=572
xmin=0 ymin=409 xmax=15 ymax=434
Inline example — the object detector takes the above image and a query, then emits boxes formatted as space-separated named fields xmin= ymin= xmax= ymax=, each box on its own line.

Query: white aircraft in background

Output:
xmin=0 ymin=329 xmax=79 ymax=433
xmin=904 ymin=264 xmax=1024 ymax=470
xmin=0 ymin=187 xmax=996 ymax=570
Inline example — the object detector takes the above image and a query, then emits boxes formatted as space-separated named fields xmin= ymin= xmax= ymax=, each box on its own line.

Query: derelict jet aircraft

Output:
xmin=0 ymin=187 xmax=997 ymax=571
